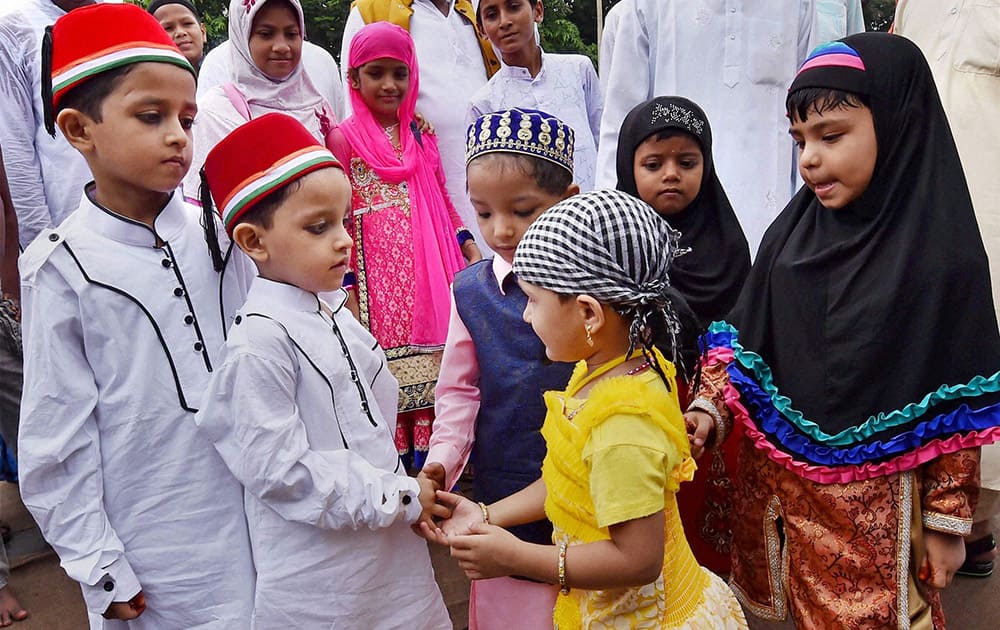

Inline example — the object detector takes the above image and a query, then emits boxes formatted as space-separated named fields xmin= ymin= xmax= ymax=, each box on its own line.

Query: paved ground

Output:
xmin=3 ymin=482 xmax=998 ymax=629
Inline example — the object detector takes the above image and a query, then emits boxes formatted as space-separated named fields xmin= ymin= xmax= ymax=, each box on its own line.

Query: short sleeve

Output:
xmin=583 ymin=413 xmax=681 ymax=529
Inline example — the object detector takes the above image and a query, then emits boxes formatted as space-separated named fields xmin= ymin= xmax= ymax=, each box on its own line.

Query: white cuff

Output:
xmin=81 ymin=557 xmax=141 ymax=616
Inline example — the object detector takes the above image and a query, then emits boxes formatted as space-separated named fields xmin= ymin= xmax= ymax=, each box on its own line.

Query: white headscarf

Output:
xmin=227 ymin=0 xmax=329 ymax=137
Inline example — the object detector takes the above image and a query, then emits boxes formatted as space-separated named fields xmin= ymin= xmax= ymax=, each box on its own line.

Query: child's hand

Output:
xmin=412 ymin=473 xmax=451 ymax=538
xmin=413 ymin=112 xmax=436 ymax=135
xmin=418 ymin=490 xmax=485 ymax=544
xmin=921 ymin=530 xmax=966 ymax=589
xmin=418 ymin=462 xmax=447 ymax=493
xmin=683 ymin=410 xmax=715 ymax=459
xmin=103 ymin=591 xmax=146 ymax=620
xmin=448 ymin=522 xmax=522 ymax=580
xmin=462 ymin=241 xmax=483 ymax=264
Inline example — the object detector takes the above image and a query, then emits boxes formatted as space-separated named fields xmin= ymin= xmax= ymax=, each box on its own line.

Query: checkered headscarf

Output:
xmin=513 ymin=189 xmax=690 ymax=375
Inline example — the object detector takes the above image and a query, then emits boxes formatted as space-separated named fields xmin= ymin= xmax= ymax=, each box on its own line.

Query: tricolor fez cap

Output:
xmin=203 ymin=113 xmax=343 ymax=236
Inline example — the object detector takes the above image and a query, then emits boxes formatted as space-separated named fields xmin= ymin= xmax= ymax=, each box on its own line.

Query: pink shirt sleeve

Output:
xmin=427 ymin=290 xmax=481 ymax=489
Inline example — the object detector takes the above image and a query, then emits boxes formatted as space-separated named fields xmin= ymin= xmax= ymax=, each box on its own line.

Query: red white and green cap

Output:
xmin=47 ymin=3 xmax=194 ymax=112
xmin=203 ymin=113 xmax=343 ymax=236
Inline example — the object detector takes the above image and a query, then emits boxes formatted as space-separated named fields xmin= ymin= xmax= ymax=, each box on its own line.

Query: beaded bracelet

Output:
xmin=558 ymin=542 xmax=569 ymax=594
xmin=478 ymin=501 xmax=490 ymax=525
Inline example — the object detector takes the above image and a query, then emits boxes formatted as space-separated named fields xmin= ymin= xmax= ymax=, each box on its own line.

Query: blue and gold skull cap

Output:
xmin=466 ymin=108 xmax=574 ymax=175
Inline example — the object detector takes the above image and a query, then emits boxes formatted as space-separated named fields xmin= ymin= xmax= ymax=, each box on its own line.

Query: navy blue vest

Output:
xmin=453 ymin=260 xmax=574 ymax=545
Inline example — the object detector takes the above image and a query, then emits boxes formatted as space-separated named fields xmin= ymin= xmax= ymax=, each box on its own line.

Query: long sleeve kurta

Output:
xmin=195 ymin=278 xmax=451 ymax=629
xmin=0 ymin=0 xmax=96 ymax=247
xmin=595 ymin=0 xmax=815 ymax=254
xmin=468 ymin=51 xmax=603 ymax=193
xmin=693 ymin=354 xmax=979 ymax=629
xmin=17 ymin=190 xmax=256 ymax=628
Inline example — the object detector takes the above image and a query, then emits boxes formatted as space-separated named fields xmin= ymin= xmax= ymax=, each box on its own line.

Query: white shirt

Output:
xmin=197 ymin=40 xmax=346 ymax=122
xmin=17 ymin=190 xmax=255 ymax=628
xmin=813 ymin=0 xmax=865 ymax=46
xmin=596 ymin=0 xmax=815 ymax=255
xmin=195 ymin=278 xmax=451 ymax=629
xmin=598 ymin=0 xmax=631 ymax=92
xmin=468 ymin=50 xmax=604 ymax=192
xmin=341 ymin=0 xmax=490 ymax=251
xmin=0 ymin=0 xmax=96 ymax=247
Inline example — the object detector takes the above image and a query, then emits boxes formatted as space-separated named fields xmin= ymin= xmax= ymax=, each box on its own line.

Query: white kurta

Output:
xmin=468 ymin=50 xmax=604 ymax=192
xmin=895 ymin=0 xmax=1000 ymax=494
xmin=813 ymin=0 xmax=865 ymax=46
xmin=197 ymin=40 xmax=346 ymax=121
xmin=196 ymin=278 xmax=451 ymax=629
xmin=341 ymin=0 xmax=490 ymax=251
xmin=595 ymin=0 xmax=815 ymax=254
xmin=598 ymin=0 xmax=631 ymax=93
xmin=0 ymin=0 xmax=96 ymax=247
xmin=17 ymin=190 xmax=256 ymax=628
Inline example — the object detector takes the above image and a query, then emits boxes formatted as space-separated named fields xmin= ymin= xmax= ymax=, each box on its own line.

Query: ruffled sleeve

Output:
xmin=920 ymin=447 xmax=979 ymax=536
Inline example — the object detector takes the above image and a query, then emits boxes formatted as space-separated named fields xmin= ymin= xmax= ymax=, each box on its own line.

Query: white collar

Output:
xmin=78 ymin=185 xmax=189 ymax=247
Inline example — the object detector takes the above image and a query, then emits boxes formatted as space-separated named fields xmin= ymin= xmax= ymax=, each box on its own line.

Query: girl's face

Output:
xmin=352 ymin=58 xmax=410 ymax=123
xmin=789 ymin=103 xmax=877 ymax=210
xmin=479 ymin=0 xmax=543 ymax=57
xmin=519 ymin=280 xmax=590 ymax=363
xmin=248 ymin=0 xmax=302 ymax=80
xmin=154 ymin=3 xmax=207 ymax=67
xmin=632 ymin=132 xmax=704 ymax=216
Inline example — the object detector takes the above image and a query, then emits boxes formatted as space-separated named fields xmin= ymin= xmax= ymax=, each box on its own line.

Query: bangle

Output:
xmin=687 ymin=396 xmax=727 ymax=448
xmin=558 ymin=542 xmax=569 ymax=594
xmin=457 ymin=228 xmax=475 ymax=246
xmin=477 ymin=501 xmax=490 ymax=524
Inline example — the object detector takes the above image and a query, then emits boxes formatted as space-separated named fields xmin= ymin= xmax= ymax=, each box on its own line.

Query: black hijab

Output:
xmin=730 ymin=33 xmax=1000 ymax=441
xmin=616 ymin=96 xmax=751 ymax=327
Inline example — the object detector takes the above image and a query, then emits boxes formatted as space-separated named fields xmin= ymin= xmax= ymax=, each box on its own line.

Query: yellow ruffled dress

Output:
xmin=541 ymin=350 xmax=747 ymax=629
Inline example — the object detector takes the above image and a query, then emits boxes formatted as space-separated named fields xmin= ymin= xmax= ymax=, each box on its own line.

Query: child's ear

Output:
xmin=560 ymin=183 xmax=580 ymax=201
xmin=347 ymin=67 xmax=360 ymax=90
xmin=534 ymin=0 xmax=545 ymax=23
xmin=57 ymin=108 xmax=96 ymax=154
xmin=576 ymin=294 xmax=606 ymax=334
xmin=232 ymin=223 xmax=269 ymax=265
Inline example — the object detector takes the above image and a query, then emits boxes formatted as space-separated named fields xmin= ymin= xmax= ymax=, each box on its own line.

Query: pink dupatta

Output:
xmin=336 ymin=22 xmax=464 ymax=347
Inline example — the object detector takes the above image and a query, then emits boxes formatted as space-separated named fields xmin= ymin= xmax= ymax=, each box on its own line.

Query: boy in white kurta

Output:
xmin=196 ymin=112 xmax=451 ymax=629
xmin=17 ymin=5 xmax=255 ymax=628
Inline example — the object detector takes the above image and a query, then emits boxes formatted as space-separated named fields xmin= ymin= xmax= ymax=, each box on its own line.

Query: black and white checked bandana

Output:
xmin=513 ymin=189 xmax=689 ymax=369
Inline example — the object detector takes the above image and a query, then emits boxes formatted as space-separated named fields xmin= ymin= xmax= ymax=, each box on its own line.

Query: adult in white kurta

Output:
xmin=895 ymin=0 xmax=1000 ymax=551
xmin=595 ymin=0 xmax=816 ymax=254
xmin=813 ymin=1 xmax=865 ymax=46
xmin=196 ymin=277 xmax=451 ymax=629
xmin=598 ymin=0 xmax=631 ymax=93
xmin=341 ymin=0 xmax=490 ymax=250
xmin=17 ymin=189 xmax=256 ymax=629
xmin=198 ymin=40 xmax=345 ymax=121
xmin=0 ymin=0 xmax=97 ymax=246
xmin=468 ymin=51 xmax=603 ymax=192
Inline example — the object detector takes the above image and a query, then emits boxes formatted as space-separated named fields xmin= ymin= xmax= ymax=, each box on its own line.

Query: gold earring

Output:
xmin=585 ymin=323 xmax=594 ymax=347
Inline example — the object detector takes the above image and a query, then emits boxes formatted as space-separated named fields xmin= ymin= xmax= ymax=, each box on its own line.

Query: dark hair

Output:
xmin=198 ymin=172 xmax=302 ymax=272
xmin=556 ymin=287 xmax=704 ymax=389
xmin=786 ymin=87 xmax=870 ymax=123
xmin=468 ymin=153 xmax=572 ymax=196
xmin=52 ymin=64 xmax=135 ymax=131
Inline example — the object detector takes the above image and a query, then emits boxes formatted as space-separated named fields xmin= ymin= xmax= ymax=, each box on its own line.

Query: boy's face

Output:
xmin=80 ymin=62 xmax=197 ymax=197
xmin=479 ymin=0 xmax=543 ymax=56
xmin=467 ymin=157 xmax=575 ymax=264
xmin=632 ymin=132 xmax=704 ymax=216
xmin=154 ymin=4 xmax=207 ymax=67
xmin=247 ymin=169 xmax=353 ymax=294
xmin=249 ymin=0 xmax=302 ymax=80
xmin=519 ymin=279 xmax=589 ymax=363
xmin=790 ymin=103 xmax=877 ymax=210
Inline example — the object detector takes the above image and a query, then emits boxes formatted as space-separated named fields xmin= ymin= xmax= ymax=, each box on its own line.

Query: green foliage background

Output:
xmin=137 ymin=0 xmax=897 ymax=65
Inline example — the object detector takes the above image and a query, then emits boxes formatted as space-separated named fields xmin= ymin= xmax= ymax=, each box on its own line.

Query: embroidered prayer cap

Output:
xmin=43 ymin=3 xmax=195 ymax=134
xmin=203 ymin=112 xmax=343 ymax=237
xmin=466 ymin=108 xmax=574 ymax=176
xmin=788 ymin=40 xmax=868 ymax=98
